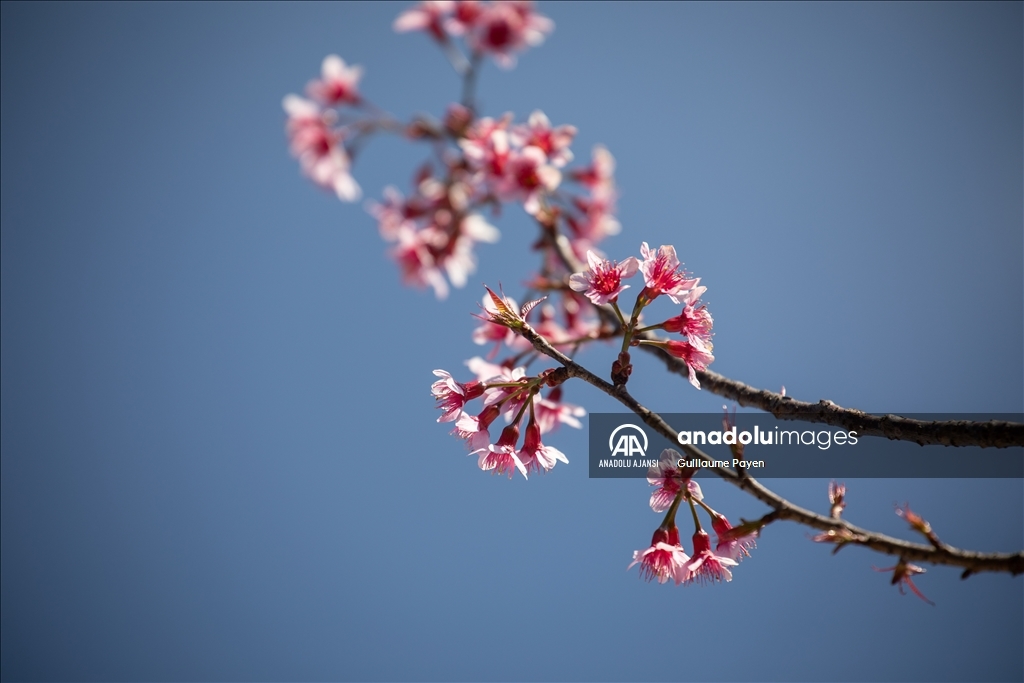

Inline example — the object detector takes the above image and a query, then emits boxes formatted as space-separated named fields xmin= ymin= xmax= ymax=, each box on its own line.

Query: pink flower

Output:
xmin=367 ymin=186 xmax=414 ymax=240
xmin=469 ymin=1 xmax=553 ymax=69
xmin=710 ymin=513 xmax=756 ymax=562
xmin=390 ymin=226 xmax=450 ymax=298
xmin=480 ymin=364 xmax=528 ymax=420
xmin=685 ymin=530 xmax=738 ymax=585
xmin=664 ymin=338 xmax=715 ymax=389
xmin=662 ymin=303 xmax=713 ymax=344
xmin=511 ymin=110 xmax=577 ymax=168
xmin=460 ymin=115 xmax=513 ymax=181
xmin=568 ymin=250 xmax=639 ymax=306
xmin=874 ymin=560 xmax=934 ymax=606
xmin=628 ymin=527 xmax=691 ymax=585
xmin=445 ymin=0 xmax=485 ymax=35
xmin=465 ymin=356 xmax=507 ymax=382
xmin=517 ymin=420 xmax=568 ymax=474
xmin=394 ymin=0 xmax=454 ymax=42
xmin=570 ymin=145 xmax=616 ymax=201
xmin=477 ymin=424 xmax=529 ymax=479
xmin=533 ymin=387 xmax=585 ymax=434
xmin=431 ymin=369 xmax=485 ymax=422
xmin=638 ymin=242 xmax=700 ymax=304
xmin=282 ymin=95 xmax=361 ymax=201
xmin=306 ymin=55 xmax=363 ymax=106
xmin=453 ymin=404 xmax=501 ymax=452
xmin=496 ymin=146 xmax=561 ymax=216
xmin=647 ymin=449 xmax=699 ymax=513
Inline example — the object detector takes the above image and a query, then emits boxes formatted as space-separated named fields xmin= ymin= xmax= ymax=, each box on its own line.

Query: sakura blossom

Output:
xmin=306 ymin=55 xmax=363 ymax=106
xmin=662 ymin=338 xmax=715 ymax=389
xmin=493 ymin=146 xmax=561 ymax=215
xmin=662 ymin=302 xmax=714 ymax=345
xmin=628 ymin=527 xmax=691 ymax=585
xmin=710 ymin=513 xmax=757 ymax=562
xmin=390 ymin=226 xmax=451 ymax=298
xmin=638 ymin=242 xmax=700 ymax=304
xmin=511 ymin=110 xmax=577 ymax=168
xmin=517 ymin=419 xmax=568 ymax=474
xmin=453 ymin=405 xmax=501 ymax=453
xmin=533 ymin=386 xmax=585 ymax=434
xmin=568 ymin=250 xmax=639 ymax=306
xmin=282 ymin=95 xmax=361 ymax=201
xmin=477 ymin=424 xmax=529 ymax=479
xmin=686 ymin=530 xmax=738 ymax=585
xmin=646 ymin=449 xmax=698 ymax=513
xmin=445 ymin=0 xmax=485 ymax=36
xmin=393 ymin=0 xmax=454 ymax=42
xmin=431 ymin=369 xmax=485 ymax=422
xmin=469 ymin=0 xmax=554 ymax=69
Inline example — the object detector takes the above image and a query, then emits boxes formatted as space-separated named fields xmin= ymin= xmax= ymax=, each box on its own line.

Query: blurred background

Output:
xmin=1 ymin=2 xmax=1021 ymax=681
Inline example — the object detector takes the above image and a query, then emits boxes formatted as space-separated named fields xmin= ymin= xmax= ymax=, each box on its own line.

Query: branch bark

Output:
xmin=518 ymin=322 xmax=1024 ymax=577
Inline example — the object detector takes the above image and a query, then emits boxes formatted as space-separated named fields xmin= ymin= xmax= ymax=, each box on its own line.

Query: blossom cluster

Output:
xmin=282 ymin=1 xmax=958 ymax=601
xmin=394 ymin=0 xmax=554 ymax=69
xmin=284 ymin=1 xmax=628 ymax=299
xmin=629 ymin=449 xmax=758 ymax=585
xmin=432 ymin=362 xmax=581 ymax=479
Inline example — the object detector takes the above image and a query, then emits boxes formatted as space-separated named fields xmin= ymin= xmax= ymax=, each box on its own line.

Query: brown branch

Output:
xmin=517 ymin=322 xmax=1024 ymax=577
xmin=637 ymin=340 xmax=1023 ymax=448
xmin=534 ymin=218 xmax=1024 ymax=449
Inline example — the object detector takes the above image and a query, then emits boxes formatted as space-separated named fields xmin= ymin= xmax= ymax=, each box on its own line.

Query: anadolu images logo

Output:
xmin=609 ymin=424 xmax=648 ymax=457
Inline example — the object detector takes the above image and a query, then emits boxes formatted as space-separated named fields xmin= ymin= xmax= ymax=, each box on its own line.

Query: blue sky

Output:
xmin=2 ymin=2 xmax=1022 ymax=681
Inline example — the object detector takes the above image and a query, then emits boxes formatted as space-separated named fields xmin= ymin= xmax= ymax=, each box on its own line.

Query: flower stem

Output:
xmin=687 ymin=497 xmax=703 ymax=532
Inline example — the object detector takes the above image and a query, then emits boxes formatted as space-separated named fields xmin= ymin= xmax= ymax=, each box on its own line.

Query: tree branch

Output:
xmin=517 ymin=322 xmax=1024 ymax=577
xmin=536 ymin=217 xmax=1024 ymax=449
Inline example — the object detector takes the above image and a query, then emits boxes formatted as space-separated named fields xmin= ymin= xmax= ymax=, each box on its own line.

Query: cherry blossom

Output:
xmin=511 ymin=110 xmax=577 ymax=168
xmin=393 ymin=0 xmax=454 ymax=42
xmin=445 ymin=0 xmax=485 ymax=36
xmin=628 ymin=526 xmax=691 ymax=585
xmin=465 ymin=356 xmax=507 ymax=382
xmin=638 ymin=243 xmax=701 ymax=304
xmin=565 ymin=196 xmax=621 ymax=259
xmin=477 ymin=424 xmax=529 ymax=478
xmin=647 ymin=449 xmax=698 ymax=513
xmin=662 ymin=302 xmax=714 ymax=345
xmin=460 ymin=115 xmax=513 ymax=182
xmin=710 ymin=513 xmax=757 ymax=562
xmin=469 ymin=1 xmax=554 ymax=69
xmin=366 ymin=187 xmax=412 ymax=241
xmin=568 ymin=250 xmax=639 ymax=306
xmin=453 ymin=404 xmax=501 ymax=452
xmin=685 ymin=530 xmax=738 ymax=585
xmin=517 ymin=419 xmax=568 ymax=474
xmin=431 ymin=369 xmax=485 ymax=422
xmin=663 ymin=338 xmax=715 ymax=389
xmin=390 ymin=226 xmax=450 ymax=298
xmin=533 ymin=386 xmax=585 ymax=434
xmin=282 ymin=95 xmax=361 ymax=201
xmin=570 ymin=145 xmax=616 ymax=201
xmin=306 ymin=55 xmax=363 ymax=106
xmin=495 ymin=146 xmax=561 ymax=215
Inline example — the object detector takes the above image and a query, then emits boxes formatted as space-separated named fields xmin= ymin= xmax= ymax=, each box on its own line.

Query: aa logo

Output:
xmin=608 ymin=424 xmax=648 ymax=457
